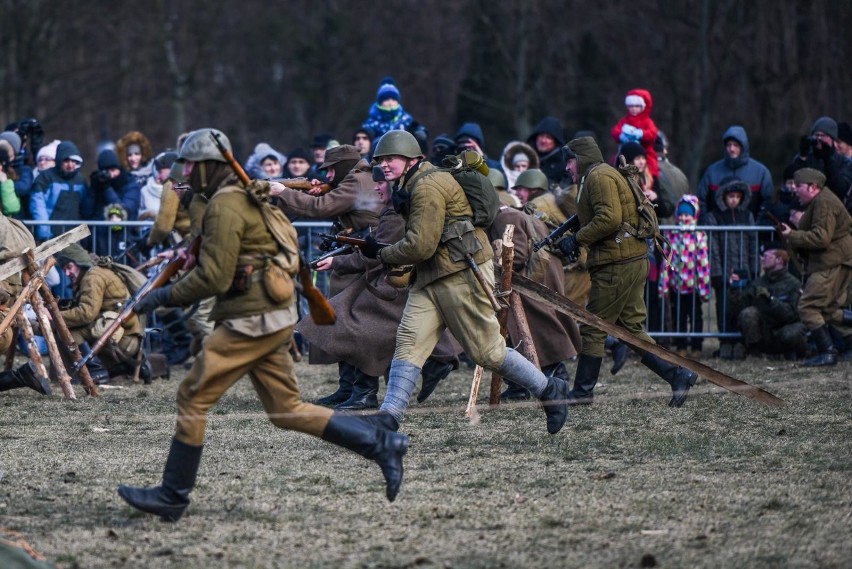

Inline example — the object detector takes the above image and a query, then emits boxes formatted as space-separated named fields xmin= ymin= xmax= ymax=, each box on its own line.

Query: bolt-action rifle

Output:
xmin=532 ymin=214 xmax=579 ymax=252
xmin=269 ymin=177 xmax=333 ymax=195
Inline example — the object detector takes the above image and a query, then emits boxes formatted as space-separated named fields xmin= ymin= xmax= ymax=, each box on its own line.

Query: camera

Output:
xmin=17 ymin=118 xmax=45 ymax=151
xmin=91 ymin=169 xmax=112 ymax=187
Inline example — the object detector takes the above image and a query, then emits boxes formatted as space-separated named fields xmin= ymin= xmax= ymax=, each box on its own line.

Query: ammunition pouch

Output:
xmin=262 ymin=253 xmax=296 ymax=303
xmin=440 ymin=218 xmax=482 ymax=263
xmin=385 ymin=264 xmax=414 ymax=289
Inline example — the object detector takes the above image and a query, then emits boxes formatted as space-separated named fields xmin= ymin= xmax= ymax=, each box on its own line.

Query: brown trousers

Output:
xmin=799 ymin=265 xmax=852 ymax=333
xmin=175 ymin=324 xmax=332 ymax=446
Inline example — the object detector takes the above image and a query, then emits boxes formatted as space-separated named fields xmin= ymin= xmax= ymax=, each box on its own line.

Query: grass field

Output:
xmin=1 ymin=354 xmax=850 ymax=568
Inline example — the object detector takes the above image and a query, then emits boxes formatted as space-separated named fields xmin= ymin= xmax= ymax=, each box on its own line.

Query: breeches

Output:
xmin=581 ymin=259 xmax=655 ymax=357
xmin=394 ymin=261 xmax=506 ymax=370
xmin=798 ymin=265 xmax=852 ymax=332
xmin=175 ymin=324 xmax=332 ymax=446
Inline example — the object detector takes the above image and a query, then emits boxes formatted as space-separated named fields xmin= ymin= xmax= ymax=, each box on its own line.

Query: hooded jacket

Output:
xmin=500 ymin=141 xmax=540 ymax=190
xmin=696 ymin=126 xmax=774 ymax=220
xmin=704 ymin=180 xmax=757 ymax=279
xmin=527 ymin=116 xmax=566 ymax=183
xmin=30 ymin=141 xmax=92 ymax=241
xmin=569 ymin=137 xmax=649 ymax=268
xmin=610 ymin=89 xmax=660 ymax=177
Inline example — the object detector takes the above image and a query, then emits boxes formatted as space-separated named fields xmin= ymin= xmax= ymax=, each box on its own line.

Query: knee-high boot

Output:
xmin=316 ymin=362 xmax=357 ymax=406
xmin=639 ymin=353 xmax=698 ymax=407
xmin=0 ymin=362 xmax=51 ymax=395
xmin=497 ymin=349 xmax=569 ymax=434
xmin=567 ymin=354 xmax=603 ymax=405
xmin=336 ymin=368 xmax=379 ymax=410
xmin=416 ymin=358 xmax=455 ymax=403
xmin=117 ymin=437 xmax=203 ymax=522
xmin=322 ymin=413 xmax=409 ymax=502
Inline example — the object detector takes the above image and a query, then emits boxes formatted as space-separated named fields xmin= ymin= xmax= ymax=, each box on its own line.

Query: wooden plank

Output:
xmin=0 ymin=225 xmax=90 ymax=281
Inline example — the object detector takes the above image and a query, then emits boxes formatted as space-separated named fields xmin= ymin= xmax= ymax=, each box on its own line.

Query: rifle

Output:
xmin=210 ymin=131 xmax=336 ymax=325
xmin=318 ymin=233 xmax=391 ymax=249
xmin=269 ymin=177 xmax=333 ymax=195
xmin=532 ymin=214 xmax=579 ymax=252
xmin=310 ymin=244 xmax=353 ymax=269
xmin=73 ymin=236 xmax=201 ymax=376
xmin=764 ymin=211 xmax=805 ymax=276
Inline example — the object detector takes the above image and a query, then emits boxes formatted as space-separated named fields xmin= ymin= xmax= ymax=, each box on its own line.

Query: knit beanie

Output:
xmin=376 ymin=76 xmax=402 ymax=105
xmin=56 ymin=244 xmax=93 ymax=269
xmin=810 ymin=116 xmax=838 ymax=139
xmin=36 ymin=140 xmax=60 ymax=162
xmin=286 ymin=147 xmax=311 ymax=163
xmin=676 ymin=201 xmax=696 ymax=218
xmin=620 ymin=141 xmax=646 ymax=164
xmin=97 ymin=149 xmax=121 ymax=170
xmin=0 ymin=131 xmax=22 ymax=155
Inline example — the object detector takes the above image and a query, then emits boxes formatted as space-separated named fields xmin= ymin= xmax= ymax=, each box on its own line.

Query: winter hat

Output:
xmin=512 ymin=153 xmax=530 ymax=167
xmin=793 ymin=167 xmax=826 ymax=187
xmin=836 ymin=122 xmax=852 ymax=146
xmin=810 ymin=116 xmax=838 ymax=140
xmin=153 ymin=150 xmax=179 ymax=171
xmin=676 ymin=201 xmax=696 ymax=218
xmin=376 ymin=76 xmax=402 ymax=105
xmin=353 ymin=127 xmax=375 ymax=142
xmin=56 ymin=243 xmax=93 ymax=269
xmin=310 ymin=133 xmax=334 ymax=149
xmin=0 ymin=131 xmax=21 ymax=155
xmin=286 ymin=147 xmax=311 ymax=163
xmin=454 ymin=122 xmax=485 ymax=147
xmin=431 ymin=134 xmax=454 ymax=152
xmin=625 ymin=94 xmax=646 ymax=109
xmin=97 ymin=149 xmax=121 ymax=170
xmin=36 ymin=139 xmax=60 ymax=162
xmin=720 ymin=178 xmax=748 ymax=196
xmin=620 ymin=141 xmax=646 ymax=164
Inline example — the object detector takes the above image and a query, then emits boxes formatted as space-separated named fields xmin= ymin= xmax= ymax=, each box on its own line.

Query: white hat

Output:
xmin=37 ymin=139 xmax=61 ymax=161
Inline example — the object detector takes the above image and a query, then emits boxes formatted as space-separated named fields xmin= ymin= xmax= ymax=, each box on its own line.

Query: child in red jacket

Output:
xmin=611 ymin=88 xmax=660 ymax=177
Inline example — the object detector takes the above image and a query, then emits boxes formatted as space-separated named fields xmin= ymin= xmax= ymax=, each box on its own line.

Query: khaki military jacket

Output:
xmin=61 ymin=267 xmax=142 ymax=336
xmin=378 ymin=161 xmax=492 ymax=289
xmin=276 ymin=159 xmax=381 ymax=232
xmin=571 ymin=138 xmax=649 ymax=268
xmin=787 ymin=189 xmax=852 ymax=274
xmin=169 ymin=182 xmax=289 ymax=322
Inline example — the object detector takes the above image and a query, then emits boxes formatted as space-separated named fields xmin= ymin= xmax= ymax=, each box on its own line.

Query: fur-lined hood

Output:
xmin=116 ymin=131 xmax=154 ymax=170
xmin=500 ymin=141 xmax=540 ymax=190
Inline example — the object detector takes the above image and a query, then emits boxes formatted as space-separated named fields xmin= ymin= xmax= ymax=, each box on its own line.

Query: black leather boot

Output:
xmin=117 ymin=437 xmax=203 ymax=521
xmin=78 ymin=342 xmax=111 ymax=385
xmin=610 ymin=341 xmax=629 ymax=375
xmin=803 ymin=325 xmax=838 ymax=367
xmin=336 ymin=368 xmax=379 ymax=410
xmin=0 ymin=362 xmax=51 ymax=395
xmin=316 ymin=362 xmax=356 ymax=406
xmin=639 ymin=353 xmax=698 ymax=407
xmin=539 ymin=376 xmax=570 ymax=435
xmin=322 ymin=413 xmax=409 ymax=502
xmin=417 ymin=358 xmax=454 ymax=403
xmin=568 ymin=354 xmax=602 ymax=405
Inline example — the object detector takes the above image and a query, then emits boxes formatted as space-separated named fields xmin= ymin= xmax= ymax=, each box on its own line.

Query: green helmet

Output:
xmin=372 ymin=130 xmax=423 ymax=159
xmin=513 ymin=168 xmax=548 ymax=192
xmin=178 ymin=128 xmax=231 ymax=163
xmin=487 ymin=168 xmax=507 ymax=190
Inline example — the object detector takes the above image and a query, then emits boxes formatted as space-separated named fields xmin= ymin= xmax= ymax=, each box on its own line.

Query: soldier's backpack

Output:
xmin=96 ymin=257 xmax=148 ymax=296
xmin=436 ymin=150 xmax=501 ymax=228
xmin=615 ymin=155 xmax=673 ymax=262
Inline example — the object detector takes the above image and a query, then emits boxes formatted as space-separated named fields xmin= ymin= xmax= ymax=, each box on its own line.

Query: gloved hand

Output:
xmin=359 ymin=235 xmax=386 ymax=259
xmin=619 ymin=132 xmax=632 ymax=144
xmin=622 ymin=125 xmax=644 ymax=140
xmin=558 ymin=234 xmax=580 ymax=263
xmin=814 ymin=139 xmax=835 ymax=160
xmin=134 ymin=285 xmax=172 ymax=314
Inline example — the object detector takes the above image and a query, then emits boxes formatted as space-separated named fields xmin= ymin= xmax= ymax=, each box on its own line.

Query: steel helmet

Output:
xmin=513 ymin=168 xmax=549 ymax=192
xmin=372 ymin=130 xmax=423 ymax=159
xmin=487 ymin=168 xmax=507 ymax=190
xmin=178 ymin=128 xmax=231 ymax=163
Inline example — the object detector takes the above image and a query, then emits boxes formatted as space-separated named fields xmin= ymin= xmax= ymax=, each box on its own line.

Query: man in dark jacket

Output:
xmin=453 ymin=122 xmax=501 ymax=173
xmin=559 ymin=136 xmax=697 ymax=407
xmin=527 ymin=116 xmax=567 ymax=185
xmin=790 ymin=116 xmax=852 ymax=212
xmin=90 ymin=148 xmax=142 ymax=255
xmin=30 ymin=140 xmax=93 ymax=242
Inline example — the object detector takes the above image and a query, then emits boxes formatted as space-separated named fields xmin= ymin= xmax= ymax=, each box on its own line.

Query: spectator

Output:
xmin=0 ymin=131 xmax=34 ymax=219
xmin=309 ymin=133 xmax=336 ymax=180
xmin=90 ymin=148 xmax=142 ymax=255
xmin=352 ymin=128 xmax=374 ymax=160
xmin=790 ymin=116 xmax=852 ymax=211
xmin=139 ymin=150 xmax=178 ymax=221
xmin=245 ymin=143 xmax=285 ymax=179
xmin=362 ymin=76 xmax=414 ymax=137
xmin=116 ymin=131 xmax=155 ymax=186
xmin=428 ymin=134 xmax=455 ymax=166
xmin=781 ymin=168 xmax=852 ymax=366
xmin=526 ymin=116 xmax=566 ymax=185
xmin=696 ymin=125 xmax=773 ymax=220
xmin=34 ymin=140 xmax=61 ymax=178
xmin=500 ymin=141 xmax=539 ymax=190
xmin=30 ymin=140 xmax=92 ymax=242
xmin=757 ymin=162 xmax=801 ymax=234
xmin=611 ymin=89 xmax=660 ymax=177
xmin=0 ymin=147 xmax=21 ymax=216
xmin=284 ymin=148 xmax=312 ymax=178
xmin=835 ymin=122 xmax=852 ymax=159
xmin=704 ymin=179 xmax=757 ymax=359
xmin=654 ymin=132 xmax=690 ymax=224
xmin=728 ymin=244 xmax=807 ymax=360
xmin=453 ymin=122 xmax=501 ymax=172
xmin=659 ymin=195 xmax=711 ymax=357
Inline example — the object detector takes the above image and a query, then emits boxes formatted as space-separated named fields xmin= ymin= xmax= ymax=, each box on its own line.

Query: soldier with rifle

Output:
xmin=117 ymin=128 xmax=407 ymax=522
xmin=271 ymin=144 xmax=384 ymax=407
xmin=359 ymin=130 xmax=570 ymax=434
xmin=557 ymin=136 xmax=697 ymax=407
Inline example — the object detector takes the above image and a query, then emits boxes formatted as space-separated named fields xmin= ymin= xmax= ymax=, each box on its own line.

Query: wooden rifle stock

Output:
xmin=74 ymin=236 xmax=201 ymax=375
xmin=210 ymin=131 xmax=336 ymax=326
xmin=270 ymin=178 xmax=334 ymax=195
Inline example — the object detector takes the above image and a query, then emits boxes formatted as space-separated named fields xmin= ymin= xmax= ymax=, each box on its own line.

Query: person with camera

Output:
xmin=2 ymin=118 xmax=43 ymax=218
xmin=30 ymin=140 xmax=93 ymax=242
xmin=790 ymin=117 xmax=852 ymax=213
xmin=90 ymin=148 xmax=141 ymax=256
xmin=728 ymin=245 xmax=807 ymax=360
xmin=780 ymin=168 xmax=852 ymax=366
xmin=453 ymin=122 xmax=502 ymax=173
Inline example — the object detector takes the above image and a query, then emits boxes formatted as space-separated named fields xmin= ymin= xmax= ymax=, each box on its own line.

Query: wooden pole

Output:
xmin=0 ymin=277 xmax=41 ymax=339
xmin=25 ymin=251 xmax=98 ymax=397
xmin=465 ymin=365 xmax=484 ymax=423
xmin=510 ymin=290 xmax=540 ymax=368
xmin=28 ymin=279 xmax=75 ymax=399
xmin=489 ymin=225 xmax=515 ymax=406
xmin=0 ymin=225 xmax=90 ymax=282
xmin=15 ymin=313 xmax=52 ymax=396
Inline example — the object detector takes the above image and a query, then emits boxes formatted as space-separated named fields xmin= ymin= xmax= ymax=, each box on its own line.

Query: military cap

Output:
xmin=320 ymin=144 xmax=361 ymax=169
xmin=793 ymin=168 xmax=826 ymax=187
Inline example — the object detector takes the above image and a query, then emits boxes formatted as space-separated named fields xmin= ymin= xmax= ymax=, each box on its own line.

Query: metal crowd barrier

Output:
xmin=23 ymin=220 xmax=788 ymax=340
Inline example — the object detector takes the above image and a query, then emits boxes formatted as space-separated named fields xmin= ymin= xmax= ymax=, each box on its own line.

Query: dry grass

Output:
xmin=1 ymin=354 xmax=850 ymax=568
